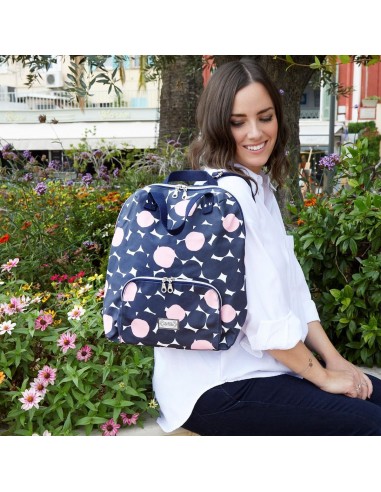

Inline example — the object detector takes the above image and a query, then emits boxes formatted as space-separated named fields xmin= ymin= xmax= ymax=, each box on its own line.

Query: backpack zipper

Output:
xmin=123 ymin=276 xmax=221 ymax=304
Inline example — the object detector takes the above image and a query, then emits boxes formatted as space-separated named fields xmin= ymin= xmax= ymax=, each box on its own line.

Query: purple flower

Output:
xmin=93 ymin=149 xmax=103 ymax=159
xmin=48 ymin=160 xmax=60 ymax=170
xmin=66 ymin=180 xmax=74 ymax=186
xmin=81 ymin=173 xmax=93 ymax=185
xmin=2 ymin=151 xmax=17 ymax=160
xmin=80 ymin=152 xmax=92 ymax=160
xmin=113 ymin=168 xmax=120 ymax=178
xmin=96 ymin=204 xmax=105 ymax=211
xmin=34 ymin=182 xmax=47 ymax=195
xmin=279 ymin=89 xmax=285 ymax=96
xmin=318 ymin=153 xmax=340 ymax=170
xmin=23 ymin=150 xmax=32 ymax=159
xmin=1 ymin=144 xmax=13 ymax=152
xmin=23 ymin=173 xmax=34 ymax=182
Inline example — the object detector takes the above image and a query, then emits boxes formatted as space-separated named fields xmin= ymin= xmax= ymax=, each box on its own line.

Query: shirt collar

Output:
xmin=233 ymin=163 xmax=267 ymax=186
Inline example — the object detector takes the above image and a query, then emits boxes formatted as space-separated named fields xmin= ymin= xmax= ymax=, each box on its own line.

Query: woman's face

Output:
xmin=230 ymin=82 xmax=278 ymax=174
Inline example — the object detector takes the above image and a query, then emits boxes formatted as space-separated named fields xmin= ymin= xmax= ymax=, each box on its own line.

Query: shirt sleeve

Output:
xmin=217 ymin=174 xmax=318 ymax=356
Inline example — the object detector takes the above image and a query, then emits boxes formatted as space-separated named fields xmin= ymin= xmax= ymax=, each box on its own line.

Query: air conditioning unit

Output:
xmin=46 ymin=71 xmax=63 ymax=88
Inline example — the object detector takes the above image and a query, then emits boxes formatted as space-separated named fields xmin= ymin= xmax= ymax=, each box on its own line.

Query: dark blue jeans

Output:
xmin=182 ymin=374 xmax=381 ymax=436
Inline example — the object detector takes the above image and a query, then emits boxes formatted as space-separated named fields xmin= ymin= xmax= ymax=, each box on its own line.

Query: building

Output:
xmin=0 ymin=56 xmax=160 ymax=164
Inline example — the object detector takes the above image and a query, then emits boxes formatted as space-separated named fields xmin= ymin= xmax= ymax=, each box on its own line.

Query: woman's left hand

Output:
xmin=325 ymin=355 xmax=373 ymax=400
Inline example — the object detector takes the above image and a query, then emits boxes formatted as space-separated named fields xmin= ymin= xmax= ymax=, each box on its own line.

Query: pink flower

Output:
xmin=34 ymin=313 xmax=54 ymax=331
xmin=100 ymin=418 xmax=121 ymax=436
xmin=30 ymin=378 xmax=48 ymax=396
xmin=0 ymin=320 xmax=16 ymax=335
xmin=57 ymin=331 xmax=77 ymax=353
xmin=1 ymin=257 xmax=19 ymax=272
xmin=37 ymin=365 xmax=57 ymax=385
xmin=96 ymin=288 xmax=105 ymax=299
xmin=19 ymin=388 xmax=42 ymax=411
xmin=76 ymin=345 xmax=93 ymax=362
xmin=120 ymin=412 xmax=139 ymax=426
xmin=4 ymin=296 xmax=30 ymax=315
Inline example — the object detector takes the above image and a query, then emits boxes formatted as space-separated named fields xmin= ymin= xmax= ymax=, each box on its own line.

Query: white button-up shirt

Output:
xmin=153 ymin=166 xmax=319 ymax=433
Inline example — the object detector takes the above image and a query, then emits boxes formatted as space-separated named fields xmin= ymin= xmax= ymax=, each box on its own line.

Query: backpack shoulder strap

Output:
xmin=211 ymin=170 xmax=257 ymax=202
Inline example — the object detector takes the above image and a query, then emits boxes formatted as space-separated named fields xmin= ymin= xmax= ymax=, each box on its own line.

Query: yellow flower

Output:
xmin=21 ymin=283 xmax=32 ymax=291
xmin=88 ymin=273 xmax=104 ymax=282
xmin=45 ymin=309 xmax=56 ymax=318
xmin=0 ymin=371 xmax=6 ymax=385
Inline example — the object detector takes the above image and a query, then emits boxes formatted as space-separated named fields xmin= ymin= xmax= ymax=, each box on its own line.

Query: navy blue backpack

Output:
xmin=103 ymin=170 xmax=248 ymax=351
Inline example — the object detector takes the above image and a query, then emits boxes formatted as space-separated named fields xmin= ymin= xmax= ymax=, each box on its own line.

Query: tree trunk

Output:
xmin=158 ymin=56 xmax=203 ymax=147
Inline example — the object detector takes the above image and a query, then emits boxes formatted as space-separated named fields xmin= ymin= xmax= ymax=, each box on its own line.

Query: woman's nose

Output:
xmin=247 ymin=121 xmax=261 ymax=139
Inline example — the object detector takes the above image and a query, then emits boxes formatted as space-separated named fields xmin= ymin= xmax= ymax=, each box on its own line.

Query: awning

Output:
xmin=299 ymin=121 xmax=344 ymax=147
xmin=0 ymin=121 xmax=158 ymax=150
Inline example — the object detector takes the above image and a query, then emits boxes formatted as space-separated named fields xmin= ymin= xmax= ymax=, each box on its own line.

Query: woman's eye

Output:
xmin=230 ymin=121 xmax=243 ymax=127
xmin=260 ymin=115 xmax=273 ymax=123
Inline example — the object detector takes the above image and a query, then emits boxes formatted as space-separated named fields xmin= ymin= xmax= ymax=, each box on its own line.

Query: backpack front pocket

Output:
xmin=118 ymin=276 xmax=223 ymax=350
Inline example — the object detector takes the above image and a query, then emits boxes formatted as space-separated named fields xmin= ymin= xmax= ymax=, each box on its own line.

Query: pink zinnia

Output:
xmin=100 ymin=418 xmax=120 ymax=436
xmin=57 ymin=331 xmax=77 ymax=353
xmin=31 ymin=378 xmax=48 ymax=396
xmin=5 ymin=296 xmax=29 ymax=315
xmin=1 ymin=257 xmax=19 ymax=272
xmin=34 ymin=313 xmax=54 ymax=331
xmin=76 ymin=345 xmax=92 ymax=362
xmin=19 ymin=388 xmax=42 ymax=411
xmin=37 ymin=365 xmax=57 ymax=385
xmin=120 ymin=412 xmax=139 ymax=426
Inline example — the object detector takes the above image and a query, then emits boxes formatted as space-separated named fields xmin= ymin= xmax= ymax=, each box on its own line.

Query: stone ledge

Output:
xmin=116 ymin=419 xmax=198 ymax=436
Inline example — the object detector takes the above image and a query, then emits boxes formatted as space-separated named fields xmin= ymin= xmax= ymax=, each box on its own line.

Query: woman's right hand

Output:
xmin=318 ymin=369 xmax=367 ymax=399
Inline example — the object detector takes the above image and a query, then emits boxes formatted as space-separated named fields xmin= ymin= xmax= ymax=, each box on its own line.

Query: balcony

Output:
xmin=0 ymin=90 xmax=160 ymax=150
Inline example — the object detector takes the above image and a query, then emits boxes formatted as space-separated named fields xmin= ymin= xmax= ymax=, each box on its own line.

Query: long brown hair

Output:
xmin=188 ymin=59 xmax=289 ymax=188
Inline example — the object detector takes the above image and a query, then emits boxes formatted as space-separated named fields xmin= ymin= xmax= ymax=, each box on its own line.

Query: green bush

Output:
xmin=290 ymin=138 xmax=381 ymax=366
xmin=347 ymin=121 xmax=380 ymax=162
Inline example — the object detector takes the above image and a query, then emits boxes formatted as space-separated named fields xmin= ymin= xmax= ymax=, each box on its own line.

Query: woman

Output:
xmin=152 ymin=59 xmax=381 ymax=435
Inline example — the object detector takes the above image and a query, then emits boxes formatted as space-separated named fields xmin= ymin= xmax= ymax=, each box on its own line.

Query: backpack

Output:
xmin=103 ymin=169 xmax=248 ymax=351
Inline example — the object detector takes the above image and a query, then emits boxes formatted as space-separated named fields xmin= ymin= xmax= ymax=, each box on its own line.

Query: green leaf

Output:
xmin=75 ymin=416 xmax=106 ymax=426
xmin=341 ymin=298 xmax=352 ymax=309
xmin=330 ymin=289 xmax=341 ymax=300
xmin=338 ymin=55 xmax=351 ymax=64
xmin=348 ymin=178 xmax=359 ymax=188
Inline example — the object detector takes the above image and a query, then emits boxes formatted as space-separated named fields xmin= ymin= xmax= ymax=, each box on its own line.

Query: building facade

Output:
xmin=0 ymin=56 xmax=160 ymax=163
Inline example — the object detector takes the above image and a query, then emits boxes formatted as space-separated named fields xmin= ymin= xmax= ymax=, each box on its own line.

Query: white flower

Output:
xmin=78 ymin=283 xmax=92 ymax=296
xmin=32 ymin=430 xmax=52 ymax=436
xmin=67 ymin=305 xmax=85 ymax=320
xmin=0 ymin=320 xmax=16 ymax=335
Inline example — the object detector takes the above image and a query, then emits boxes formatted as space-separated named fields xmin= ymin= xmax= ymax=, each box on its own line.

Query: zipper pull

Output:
xmin=167 ymin=277 xmax=174 ymax=293
xmin=161 ymin=277 xmax=168 ymax=293
xmin=181 ymin=185 xmax=188 ymax=199
xmin=172 ymin=186 xmax=180 ymax=198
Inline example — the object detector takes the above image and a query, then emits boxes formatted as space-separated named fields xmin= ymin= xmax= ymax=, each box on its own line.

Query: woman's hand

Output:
xmin=325 ymin=354 xmax=373 ymax=400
